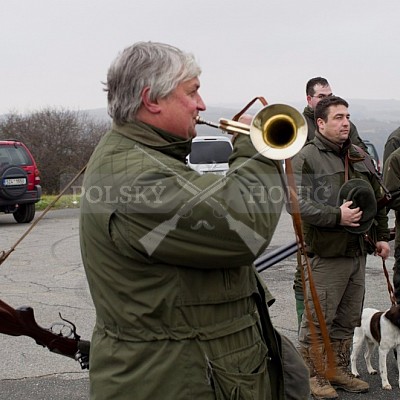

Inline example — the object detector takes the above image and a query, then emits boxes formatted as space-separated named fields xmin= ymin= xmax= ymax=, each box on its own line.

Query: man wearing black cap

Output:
xmin=292 ymin=96 xmax=390 ymax=399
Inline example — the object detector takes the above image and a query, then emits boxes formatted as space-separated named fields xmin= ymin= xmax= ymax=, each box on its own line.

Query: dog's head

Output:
xmin=384 ymin=304 xmax=400 ymax=328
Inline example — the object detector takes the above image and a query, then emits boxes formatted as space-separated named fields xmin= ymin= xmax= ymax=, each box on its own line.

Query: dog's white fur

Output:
xmin=350 ymin=306 xmax=400 ymax=390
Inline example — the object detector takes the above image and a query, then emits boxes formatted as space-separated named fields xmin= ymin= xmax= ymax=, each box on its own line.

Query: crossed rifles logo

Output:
xmin=136 ymin=144 xmax=274 ymax=256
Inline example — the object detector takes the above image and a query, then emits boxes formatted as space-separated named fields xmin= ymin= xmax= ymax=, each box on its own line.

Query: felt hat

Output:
xmin=337 ymin=178 xmax=377 ymax=234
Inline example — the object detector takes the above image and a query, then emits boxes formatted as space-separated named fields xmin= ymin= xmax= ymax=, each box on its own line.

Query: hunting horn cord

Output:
xmin=233 ymin=96 xmax=335 ymax=377
xmin=0 ymin=164 xmax=87 ymax=267
xmin=285 ymin=158 xmax=335 ymax=379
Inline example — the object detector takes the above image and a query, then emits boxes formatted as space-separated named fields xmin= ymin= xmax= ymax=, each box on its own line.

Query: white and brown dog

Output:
xmin=350 ymin=306 xmax=400 ymax=390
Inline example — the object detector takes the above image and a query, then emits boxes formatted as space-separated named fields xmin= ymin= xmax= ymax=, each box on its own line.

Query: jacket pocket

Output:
xmin=207 ymin=340 xmax=271 ymax=400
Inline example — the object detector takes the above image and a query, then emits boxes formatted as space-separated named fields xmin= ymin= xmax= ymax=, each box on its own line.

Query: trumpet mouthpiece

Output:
xmin=195 ymin=116 xmax=219 ymax=128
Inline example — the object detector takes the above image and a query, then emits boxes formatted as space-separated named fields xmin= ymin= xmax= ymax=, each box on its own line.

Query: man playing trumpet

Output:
xmin=80 ymin=41 xmax=309 ymax=400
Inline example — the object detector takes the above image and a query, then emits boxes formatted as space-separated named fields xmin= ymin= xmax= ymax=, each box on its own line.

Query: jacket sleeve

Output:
xmin=368 ymin=168 xmax=390 ymax=241
xmin=110 ymin=134 xmax=285 ymax=269
xmin=383 ymin=151 xmax=400 ymax=212
xmin=383 ymin=130 xmax=400 ymax=165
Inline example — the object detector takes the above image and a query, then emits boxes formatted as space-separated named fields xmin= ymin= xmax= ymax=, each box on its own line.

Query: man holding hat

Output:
xmin=292 ymin=95 xmax=390 ymax=399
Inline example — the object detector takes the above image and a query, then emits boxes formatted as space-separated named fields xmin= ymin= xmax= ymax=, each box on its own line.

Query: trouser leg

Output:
xmin=293 ymin=250 xmax=304 ymax=332
xmin=299 ymin=255 xmax=365 ymax=345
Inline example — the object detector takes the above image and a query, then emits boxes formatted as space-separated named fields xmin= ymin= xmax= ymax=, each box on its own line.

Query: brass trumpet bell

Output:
xmin=249 ymin=103 xmax=308 ymax=160
xmin=196 ymin=103 xmax=308 ymax=160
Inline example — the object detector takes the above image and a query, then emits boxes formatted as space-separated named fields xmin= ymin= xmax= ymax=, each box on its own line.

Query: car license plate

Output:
xmin=3 ymin=178 xmax=26 ymax=186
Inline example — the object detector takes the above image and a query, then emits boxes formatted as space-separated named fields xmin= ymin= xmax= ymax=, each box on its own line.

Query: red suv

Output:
xmin=0 ymin=139 xmax=42 ymax=223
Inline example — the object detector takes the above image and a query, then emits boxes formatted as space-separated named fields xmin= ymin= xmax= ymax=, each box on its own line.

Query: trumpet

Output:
xmin=196 ymin=104 xmax=308 ymax=160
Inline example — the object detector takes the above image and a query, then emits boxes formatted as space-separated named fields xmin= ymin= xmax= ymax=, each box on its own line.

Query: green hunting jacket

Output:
xmin=383 ymin=126 xmax=400 ymax=164
xmin=80 ymin=121 xmax=309 ymax=400
xmin=292 ymin=131 xmax=389 ymax=257
xmin=383 ymin=147 xmax=400 ymax=249
xmin=303 ymin=106 xmax=368 ymax=150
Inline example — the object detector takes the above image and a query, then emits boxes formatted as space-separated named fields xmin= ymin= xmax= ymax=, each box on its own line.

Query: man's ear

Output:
xmin=141 ymin=87 xmax=161 ymax=114
xmin=316 ymin=118 xmax=324 ymax=131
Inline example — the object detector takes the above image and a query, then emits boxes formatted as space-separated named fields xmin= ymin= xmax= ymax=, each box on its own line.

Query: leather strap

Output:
xmin=351 ymin=144 xmax=391 ymax=198
xmin=344 ymin=153 xmax=349 ymax=182
xmin=285 ymin=159 xmax=335 ymax=378
xmin=232 ymin=96 xmax=268 ymax=121
xmin=231 ymin=97 xmax=335 ymax=376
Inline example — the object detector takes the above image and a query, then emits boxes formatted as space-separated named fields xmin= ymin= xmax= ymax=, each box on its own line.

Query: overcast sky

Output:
xmin=1 ymin=0 xmax=400 ymax=115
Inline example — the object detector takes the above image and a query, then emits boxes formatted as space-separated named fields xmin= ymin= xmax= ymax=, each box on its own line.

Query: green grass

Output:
xmin=36 ymin=194 xmax=81 ymax=211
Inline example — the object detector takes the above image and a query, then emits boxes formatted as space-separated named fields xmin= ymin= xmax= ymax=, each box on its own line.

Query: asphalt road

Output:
xmin=0 ymin=208 xmax=399 ymax=399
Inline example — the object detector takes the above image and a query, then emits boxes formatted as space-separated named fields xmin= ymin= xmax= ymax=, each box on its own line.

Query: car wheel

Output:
xmin=13 ymin=203 xmax=35 ymax=223
xmin=0 ymin=165 xmax=28 ymax=200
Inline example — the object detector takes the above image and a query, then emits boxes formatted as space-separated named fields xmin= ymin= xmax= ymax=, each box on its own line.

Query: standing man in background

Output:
xmin=292 ymin=95 xmax=389 ymax=399
xmin=294 ymin=77 xmax=369 ymax=329
xmin=302 ymin=77 xmax=367 ymax=146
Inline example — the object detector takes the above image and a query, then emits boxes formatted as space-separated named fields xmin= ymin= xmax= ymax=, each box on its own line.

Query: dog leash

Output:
xmin=364 ymin=234 xmax=397 ymax=306
xmin=345 ymin=149 xmax=396 ymax=306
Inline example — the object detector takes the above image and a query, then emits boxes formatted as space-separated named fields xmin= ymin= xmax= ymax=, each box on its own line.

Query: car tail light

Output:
xmin=34 ymin=168 xmax=40 ymax=184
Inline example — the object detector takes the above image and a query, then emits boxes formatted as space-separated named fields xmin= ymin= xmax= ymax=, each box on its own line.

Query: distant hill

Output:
xmin=46 ymin=99 xmax=400 ymax=163
xmin=192 ymin=99 xmax=400 ymax=163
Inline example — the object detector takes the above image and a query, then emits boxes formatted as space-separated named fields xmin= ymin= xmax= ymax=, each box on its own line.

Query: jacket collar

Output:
xmin=112 ymin=121 xmax=192 ymax=162
xmin=303 ymin=105 xmax=314 ymax=120
xmin=314 ymin=130 xmax=352 ymax=157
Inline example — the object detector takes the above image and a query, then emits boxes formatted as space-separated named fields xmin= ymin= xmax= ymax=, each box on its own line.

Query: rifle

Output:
xmin=1 ymin=228 xmax=393 ymax=372
xmin=0 ymin=297 xmax=90 ymax=370
xmin=255 ymin=240 xmax=299 ymax=273
xmin=0 ymin=243 xmax=298 ymax=371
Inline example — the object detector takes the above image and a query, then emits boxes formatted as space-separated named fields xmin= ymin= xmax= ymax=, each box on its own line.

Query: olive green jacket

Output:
xmin=80 ymin=121 xmax=309 ymax=399
xmin=292 ymin=131 xmax=389 ymax=257
xmin=383 ymin=126 xmax=400 ymax=165
xmin=383 ymin=147 xmax=400 ymax=249
xmin=303 ymin=106 xmax=368 ymax=151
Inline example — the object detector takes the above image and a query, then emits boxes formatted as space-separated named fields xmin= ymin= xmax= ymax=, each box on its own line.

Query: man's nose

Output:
xmin=197 ymin=95 xmax=206 ymax=111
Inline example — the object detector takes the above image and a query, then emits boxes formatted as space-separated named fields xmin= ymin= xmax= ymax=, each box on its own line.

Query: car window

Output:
xmin=366 ymin=144 xmax=378 ymax=159
xmin=189 ymin=141 xmax=232 ymax=164
xmin=0 ymin=145 xmax=32 ymax=166
xmin=363 ymin=140 xmax=381 ymax=172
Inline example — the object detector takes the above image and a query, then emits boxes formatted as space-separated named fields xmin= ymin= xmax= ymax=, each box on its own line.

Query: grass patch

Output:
xmin=36 ymin=194 xmax=81 ymax=211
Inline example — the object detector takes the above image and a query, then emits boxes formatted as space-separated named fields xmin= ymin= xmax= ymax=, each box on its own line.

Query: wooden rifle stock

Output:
xmin=0 ymin=298 xmax=90 ymax=369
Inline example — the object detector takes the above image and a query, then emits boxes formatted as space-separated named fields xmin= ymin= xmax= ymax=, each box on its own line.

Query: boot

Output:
xmin=299 ymin=345 xmax=338 ymax=399
xmin=329 ymin=339 xmax=369 ymax=393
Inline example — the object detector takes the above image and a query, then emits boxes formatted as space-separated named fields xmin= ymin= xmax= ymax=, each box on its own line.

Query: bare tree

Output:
xmin=0 ymin=108 xmax=110 ymax=194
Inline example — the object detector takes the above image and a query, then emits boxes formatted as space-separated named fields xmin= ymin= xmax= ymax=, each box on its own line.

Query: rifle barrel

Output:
xmin=255 ymin=240 xmax=298 ymax=273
